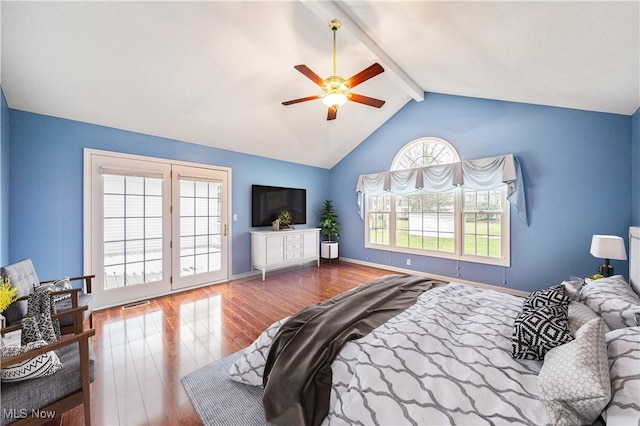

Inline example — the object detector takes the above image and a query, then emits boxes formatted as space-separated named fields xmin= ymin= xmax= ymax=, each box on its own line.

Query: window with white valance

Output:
xmin=356 ymin=137 xmax=527 ymax=267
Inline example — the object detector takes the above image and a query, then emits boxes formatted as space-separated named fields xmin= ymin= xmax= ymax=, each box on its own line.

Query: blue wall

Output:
xmin=5 ymin=93 xmax=636 ymax=294
xmin=331 ymin=93 xmax=632 ymax=292
xmin=632 ymin=107 xmax=640 ymax=224
xmin=0 ymin=88 xmax=9 ymax=267
xmin=8 ymin=110 xmax=330 ymax=279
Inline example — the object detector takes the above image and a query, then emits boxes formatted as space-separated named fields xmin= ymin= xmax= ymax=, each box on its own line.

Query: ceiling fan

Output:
xmin=282 ymin=19 xmax=386 ymax=121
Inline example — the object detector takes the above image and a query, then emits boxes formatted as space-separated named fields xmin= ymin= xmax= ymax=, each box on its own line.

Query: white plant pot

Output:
xmin=321 ymin=241 xmax=339 ymax=259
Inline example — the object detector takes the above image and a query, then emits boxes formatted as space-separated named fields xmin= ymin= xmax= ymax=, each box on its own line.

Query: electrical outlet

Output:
xmin=406 ymin=258 xmax=411 ymax=266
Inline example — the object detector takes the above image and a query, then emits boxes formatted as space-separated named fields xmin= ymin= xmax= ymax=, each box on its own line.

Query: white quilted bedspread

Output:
xmin=230 ymin=283 xmax=551 ymax=425
xmin=324 ymin=283 xmax=549 ymax=426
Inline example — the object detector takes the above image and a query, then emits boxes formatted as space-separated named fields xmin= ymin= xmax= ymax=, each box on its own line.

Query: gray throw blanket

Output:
xmin=262 ymin=274 xmax=433 ymax=426
xmin=21 ymin=287 xmax=60 ymax=345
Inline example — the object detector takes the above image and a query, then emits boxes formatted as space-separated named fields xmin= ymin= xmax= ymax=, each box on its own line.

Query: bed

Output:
xmin=228 ymin=230 xmax=640 ymax=426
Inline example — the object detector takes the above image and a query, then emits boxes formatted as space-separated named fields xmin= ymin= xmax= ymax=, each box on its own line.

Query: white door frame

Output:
xmin=83 ymin=148 xmax=232 ymax=309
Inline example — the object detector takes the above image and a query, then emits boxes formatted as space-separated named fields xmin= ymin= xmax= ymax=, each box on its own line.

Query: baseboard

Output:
xmin=230 ymin=271 xmax=256 ymax=281
xmin=340 ymin=257 xmax=530 ymax=297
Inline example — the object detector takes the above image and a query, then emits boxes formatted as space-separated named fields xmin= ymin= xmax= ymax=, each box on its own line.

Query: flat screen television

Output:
xmin=252 ymin=185 xmax=307 ymax=227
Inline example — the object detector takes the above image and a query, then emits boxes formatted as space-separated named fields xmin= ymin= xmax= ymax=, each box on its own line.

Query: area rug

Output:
xmin=181 ymin=350 xmax=268 ymax=426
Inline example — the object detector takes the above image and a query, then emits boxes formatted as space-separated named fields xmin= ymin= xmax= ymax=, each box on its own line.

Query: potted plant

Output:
xmin=278 ymin=210 xmax=292 ymax=229
xmin=319 ymin=200 xmax=340 ymax=259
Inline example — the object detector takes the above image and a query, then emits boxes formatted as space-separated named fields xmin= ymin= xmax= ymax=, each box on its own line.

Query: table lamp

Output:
xmin=590 ymin=235 xmax=627 ymax=277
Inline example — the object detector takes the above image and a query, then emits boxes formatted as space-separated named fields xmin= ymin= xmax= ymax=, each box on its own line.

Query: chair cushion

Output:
xmin=54 ymin=293 xmax=94 ymax=328
xmin=1 ymin=259 xmax=40 ymax=325
xmin=0 ymin=342 xmax=95 ymax=426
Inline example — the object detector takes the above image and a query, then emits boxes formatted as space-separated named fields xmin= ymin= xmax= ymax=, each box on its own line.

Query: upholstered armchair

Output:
xmin=1 ymin=259 xmax=94 ymax=334
xmin=1 ymin=293 xmax=96 ymax=425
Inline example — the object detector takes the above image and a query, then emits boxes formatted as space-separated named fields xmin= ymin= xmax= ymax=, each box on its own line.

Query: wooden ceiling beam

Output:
xmin=301 ymin=0 xmax=424 ymax=102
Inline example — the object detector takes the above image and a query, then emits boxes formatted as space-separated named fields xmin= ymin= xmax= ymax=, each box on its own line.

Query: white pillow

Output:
xmin=561 ymin=278 xmax=584 ymax=301
xmin=0 ymin=340 xmax=63 ymax=382
xmin=567 ymin=301 xmax=609 ymax=335
xmin=537 ymin=317 xmax=610 ymax=425
xmin=603 ymin=326 xmax=640 ymax=425
xmin=579 ymin=275 xmax=640 ymax=329
xmin=228 ymin=317 xmax=287 ymax=386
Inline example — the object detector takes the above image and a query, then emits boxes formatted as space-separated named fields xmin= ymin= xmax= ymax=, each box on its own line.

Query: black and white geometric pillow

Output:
xmin=523 ymin=285 xmax=570 ymax=310
xmin=0 ymin=340 xmax=63 ymax=383
xmin=512 ymin=304 xmax=574 ymax=360
xmin=34 ymin=277 xmax=72 ymax=302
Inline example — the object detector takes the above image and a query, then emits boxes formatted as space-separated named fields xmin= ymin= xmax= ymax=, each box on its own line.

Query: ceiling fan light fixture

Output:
xmin=322 ymin=90 xmax=348 ymax=108
xmin=282 ymin=18 xmax=385 ymax=120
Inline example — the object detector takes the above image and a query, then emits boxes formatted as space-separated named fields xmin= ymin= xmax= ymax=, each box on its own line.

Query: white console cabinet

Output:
xmin=250 ymin=228 xmax=320 ymax=280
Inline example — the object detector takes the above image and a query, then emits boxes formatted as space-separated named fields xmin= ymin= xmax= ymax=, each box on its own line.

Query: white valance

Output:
xmin=356 ymin=154 xmax=528 ymax=224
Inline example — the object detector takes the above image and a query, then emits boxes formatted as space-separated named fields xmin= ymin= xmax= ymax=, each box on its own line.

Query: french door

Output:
xmin=85 ymin=150 xmax=230 ymax=308
xmin=171 ymin=165 xmax=228 ymax=290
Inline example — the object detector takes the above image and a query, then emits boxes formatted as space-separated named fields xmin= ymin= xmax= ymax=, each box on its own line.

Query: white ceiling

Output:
xmin=2 ymin=1 xmax=639 ymax=169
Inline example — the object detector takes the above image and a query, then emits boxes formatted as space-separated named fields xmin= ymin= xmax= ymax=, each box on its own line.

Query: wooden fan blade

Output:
xmin=294 ymin=65 xmax=325 ymax=87
xmin=282 ymin=95 xmax=321 ymax=106
xmin=327 ymin=107 xmax=337 ymax=121
xmin=345 ymin=63 xmax=384 ymax=89
xmin=348 ymin=93 xmax=385 ymax=108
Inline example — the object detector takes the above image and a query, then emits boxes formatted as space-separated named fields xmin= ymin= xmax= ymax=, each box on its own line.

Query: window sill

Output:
xmin=365 ymin=243 xmax=510 ymax=267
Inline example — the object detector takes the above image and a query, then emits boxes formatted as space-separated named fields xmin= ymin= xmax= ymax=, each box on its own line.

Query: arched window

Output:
xmin=391 ymin=137 xmax=459 ymax=170
xmin=366 ymin=138 xmax=510 ymax=266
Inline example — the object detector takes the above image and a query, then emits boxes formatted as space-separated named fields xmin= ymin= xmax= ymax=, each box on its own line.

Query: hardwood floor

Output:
xmin=63 ymin=262 xmax=394 ymax=425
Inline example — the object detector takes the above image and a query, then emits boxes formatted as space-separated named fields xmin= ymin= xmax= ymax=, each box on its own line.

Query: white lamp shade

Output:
xmin=590 ymin=235 xmax=627 ymax=260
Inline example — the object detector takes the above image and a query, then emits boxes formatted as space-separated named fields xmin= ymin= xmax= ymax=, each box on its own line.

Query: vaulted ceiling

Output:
xmin=2 ymin=1 xmax=638 ymax=169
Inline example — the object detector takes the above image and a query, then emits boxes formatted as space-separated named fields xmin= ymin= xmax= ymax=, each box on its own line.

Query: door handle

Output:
xmin=224 ymin=224 xmax=228 ymax=237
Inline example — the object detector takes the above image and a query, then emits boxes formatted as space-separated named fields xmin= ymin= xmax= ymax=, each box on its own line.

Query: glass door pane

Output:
xmin=103 ymin=174 xmax=164 ymax=289
xmin=179 ymin=179 xmax=222 ymax=277
xmin=171 ymin=165 xmax=229 ymax=290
